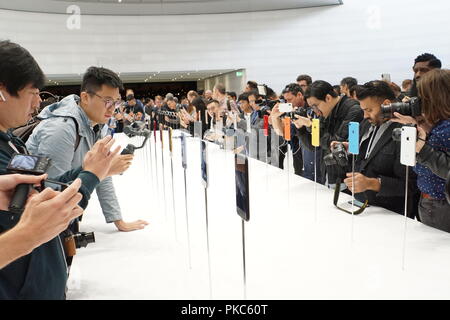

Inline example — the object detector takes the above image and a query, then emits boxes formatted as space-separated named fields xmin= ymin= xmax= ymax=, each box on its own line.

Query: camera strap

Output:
xmin=333 ymin=178 xmax=369 ymax=215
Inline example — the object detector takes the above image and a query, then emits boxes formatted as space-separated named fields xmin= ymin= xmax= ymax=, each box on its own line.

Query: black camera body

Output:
xmin=323 ymin=143 xmax=349 ymax=181
xmin=381 ymin=97 xmax=421 ymax=119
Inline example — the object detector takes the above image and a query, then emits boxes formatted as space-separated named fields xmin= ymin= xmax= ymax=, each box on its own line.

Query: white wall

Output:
xmin=1 ymin=0 xmax=449 ymax=94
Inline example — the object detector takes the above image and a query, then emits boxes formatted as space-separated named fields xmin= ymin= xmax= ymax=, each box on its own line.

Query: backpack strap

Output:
xmin=61 ymin=117 xmax=81 ymax=151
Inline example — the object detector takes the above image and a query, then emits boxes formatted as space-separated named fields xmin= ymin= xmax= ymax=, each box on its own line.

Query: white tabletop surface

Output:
xmin=66 ymin=130 xmax=450 ymax=300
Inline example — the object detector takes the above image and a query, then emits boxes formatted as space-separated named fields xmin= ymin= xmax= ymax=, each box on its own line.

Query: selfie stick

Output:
xmin=159 ymin=124 xmax=168 ymax=220
xmin=168 ymin=128 xmax=178 ymax=241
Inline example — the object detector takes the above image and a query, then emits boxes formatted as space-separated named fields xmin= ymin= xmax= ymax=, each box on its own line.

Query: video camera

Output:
xmin=381 ymin=97 xmax=421 ymax=119
xmin=122 ymin=122 xmax=151 ymax=155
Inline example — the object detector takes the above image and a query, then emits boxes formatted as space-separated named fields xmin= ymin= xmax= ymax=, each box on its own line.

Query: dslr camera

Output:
xmin=323 ymin=142 xmax=349 ymax=180
xmin=381 ymin=97 xmax=421 ymax=119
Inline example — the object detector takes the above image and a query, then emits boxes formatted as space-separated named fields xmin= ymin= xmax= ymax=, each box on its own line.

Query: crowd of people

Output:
xmin=0 ymin=39 xmax=449 ymax=300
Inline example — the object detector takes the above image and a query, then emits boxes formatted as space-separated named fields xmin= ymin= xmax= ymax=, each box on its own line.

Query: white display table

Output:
xmin=67 ymin=130 xmax=450 ymax=300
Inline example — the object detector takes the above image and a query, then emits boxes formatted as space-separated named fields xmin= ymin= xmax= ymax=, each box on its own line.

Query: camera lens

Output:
xmin=74 ymin=232 xmax=95 ymax=249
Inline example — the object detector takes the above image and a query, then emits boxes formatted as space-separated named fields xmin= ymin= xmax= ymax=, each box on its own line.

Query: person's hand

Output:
xmin=344 ymin=172 xmax=380 ymax=193
xmin=270 ymin=103 xmax=283 ymax=119
xmin=293 ymin=114 xmax=312 ymax=129
xmin=114 ymin=219 xmax=149 ymax=232
xmin=107 ymin=154 xmax=134 ymax=176
xmin=15 ymin=179 xmax=84 ymax=248
xmin=391 ymin=112 xmax=417 ymax=125
xmin=0 ymin=174 xmax=48 ymax=211
xmin=83 ymin=136 xmax=121 ymax=181
xmin=416 ymin=125 xmax=427 ymax=153
xmin=330 ymin=141 xmax=349 ymax=151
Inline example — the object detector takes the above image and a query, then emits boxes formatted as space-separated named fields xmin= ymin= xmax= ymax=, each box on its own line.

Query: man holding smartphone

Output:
xmin=332 ymin=81 xmax=420 ymax=217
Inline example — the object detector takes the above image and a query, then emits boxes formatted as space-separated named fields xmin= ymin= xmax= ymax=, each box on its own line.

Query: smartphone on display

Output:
xmin=348 ymin=122 xmax=360 ymax=155
xmin=181 ymin=133 xmax=187 ymax=169
xmin=312 ymin=118 xmax=320 ymax=147
xmin=168 ymin=127 xmax=173 ymax=153
xmin=381 ymin=73 xmax=391 ymax=83
xmin=279 ymin=103 xmax=293 ymax=113
xmin=235 ymin=153 xmax=250 ymax=222
xmin=284 ymin=117 xmax=291 ymax=141
xmin=400 ymin=126 xmax=416 ymax=166
xmin=200 ymin=140 xmax=208 ymax=188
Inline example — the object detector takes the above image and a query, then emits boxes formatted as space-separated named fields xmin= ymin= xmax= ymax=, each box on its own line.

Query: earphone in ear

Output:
xmin=0 ymin=91 xmax=6 ymax=102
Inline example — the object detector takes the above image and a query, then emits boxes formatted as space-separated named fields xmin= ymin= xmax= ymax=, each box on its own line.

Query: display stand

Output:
xmin=159 ymin=124 xmax=167 ymax=220
xmin=168 ymin=128 xmax=177 ymax=241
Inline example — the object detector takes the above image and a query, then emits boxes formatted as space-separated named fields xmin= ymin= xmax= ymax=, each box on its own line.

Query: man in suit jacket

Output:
xmin=339 ymin=81 xmax=420 ymax=218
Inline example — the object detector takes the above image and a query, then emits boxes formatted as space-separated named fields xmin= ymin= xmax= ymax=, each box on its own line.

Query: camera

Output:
xmin=62 ymin=229 xmax=96 ymax=258
xmin=122 ymin=123 xmax=151 ymax=155
xmin=381 ymin=97 xmax=421 ymax=119
xmin=323 ymin=143 xmax=349 ymax=168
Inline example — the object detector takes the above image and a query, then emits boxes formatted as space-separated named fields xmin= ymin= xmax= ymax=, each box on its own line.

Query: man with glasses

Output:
xmin=292 ymin=80 xmax=363 ymax=186
xmin=27 ymin=66 xmax=149 ymax=232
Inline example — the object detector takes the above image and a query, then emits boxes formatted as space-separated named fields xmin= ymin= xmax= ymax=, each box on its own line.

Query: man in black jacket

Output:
xmin=293 ymin=80 xmax=363 ymax=184
xmin=338 ymin=81 xmax=420 ymax=217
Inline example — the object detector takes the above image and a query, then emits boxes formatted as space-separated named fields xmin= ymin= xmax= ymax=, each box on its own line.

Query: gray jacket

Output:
xmin=26 ymin=94 xmax=122 ymax=223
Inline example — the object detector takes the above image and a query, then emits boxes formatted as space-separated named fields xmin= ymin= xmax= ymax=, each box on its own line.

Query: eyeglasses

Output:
xmin=89 ymin=92 xmax=123 ymax=109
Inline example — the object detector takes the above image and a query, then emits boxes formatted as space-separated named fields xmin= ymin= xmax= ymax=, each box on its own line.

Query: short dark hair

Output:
xmin=333 ymin=85 xmax=341 ymax=95
xmin=247 ymin=81 xmax=258 ymax=90
xmin=227 ymin=91 xmax=237 ymax=99
xmin=414 ymin=53 xmax=442 ymax=69
xmin=296 ymin=74 xmax=312 ymax=85
xmin=283 ymin=83 xmax=304 ymax=96
xmin=305 ymin=80 xmax=338 ymax=101
xmin=81 ymin=66 xmax=124 ymax=94
xmin=340 ymin=77 xmax=358 ymax=88
xmin=265 ymin=87 xmax=277 ymax=99
xmin=247 ymin=90 xmax=261 ymax=99
xmin=207 ymin=99 xmax=220 ymax=106
xmin=0 ymin=40 xmax=46 ymax=96
xmin=355 ymin=80 xmax=396 ymax=101
xmin=238 ymin=92 xmax=249 ymax=102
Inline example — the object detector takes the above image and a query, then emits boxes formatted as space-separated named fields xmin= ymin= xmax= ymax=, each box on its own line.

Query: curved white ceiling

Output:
xmin=0 ymin=0 xmax=342 ymax=16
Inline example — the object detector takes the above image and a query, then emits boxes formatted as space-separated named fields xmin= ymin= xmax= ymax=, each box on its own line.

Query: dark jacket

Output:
xmin=0 ymin=130 xmax=99 ymax=300
xmin=355 ymin=120 xmax=420 ymax=218
xmin=295 ymin=95 xmax=363 ymax=182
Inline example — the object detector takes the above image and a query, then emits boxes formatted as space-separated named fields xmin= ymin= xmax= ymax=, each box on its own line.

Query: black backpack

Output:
xmin=12 ymin=116 xmax=81 ymax=151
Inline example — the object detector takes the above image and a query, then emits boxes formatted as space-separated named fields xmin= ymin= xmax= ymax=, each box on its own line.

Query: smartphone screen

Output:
xmin=200 ymin=140 xmax=208 ymax=187
xmin=348 ymin=122 xmax=360 ymax=155
xmin=8 ymin=154 xmax=40 ymax=171
xmin=257 ymin=85 xmax=267 ymax=96
xmin=181 ymin=133 xmax=187 ymax=169
xmin=235 ymin=153 xmax=250 ymax=221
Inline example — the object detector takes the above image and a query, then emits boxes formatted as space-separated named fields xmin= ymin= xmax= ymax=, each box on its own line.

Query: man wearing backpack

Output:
xmin=26 ymin=66 xmax=149 ymax=232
